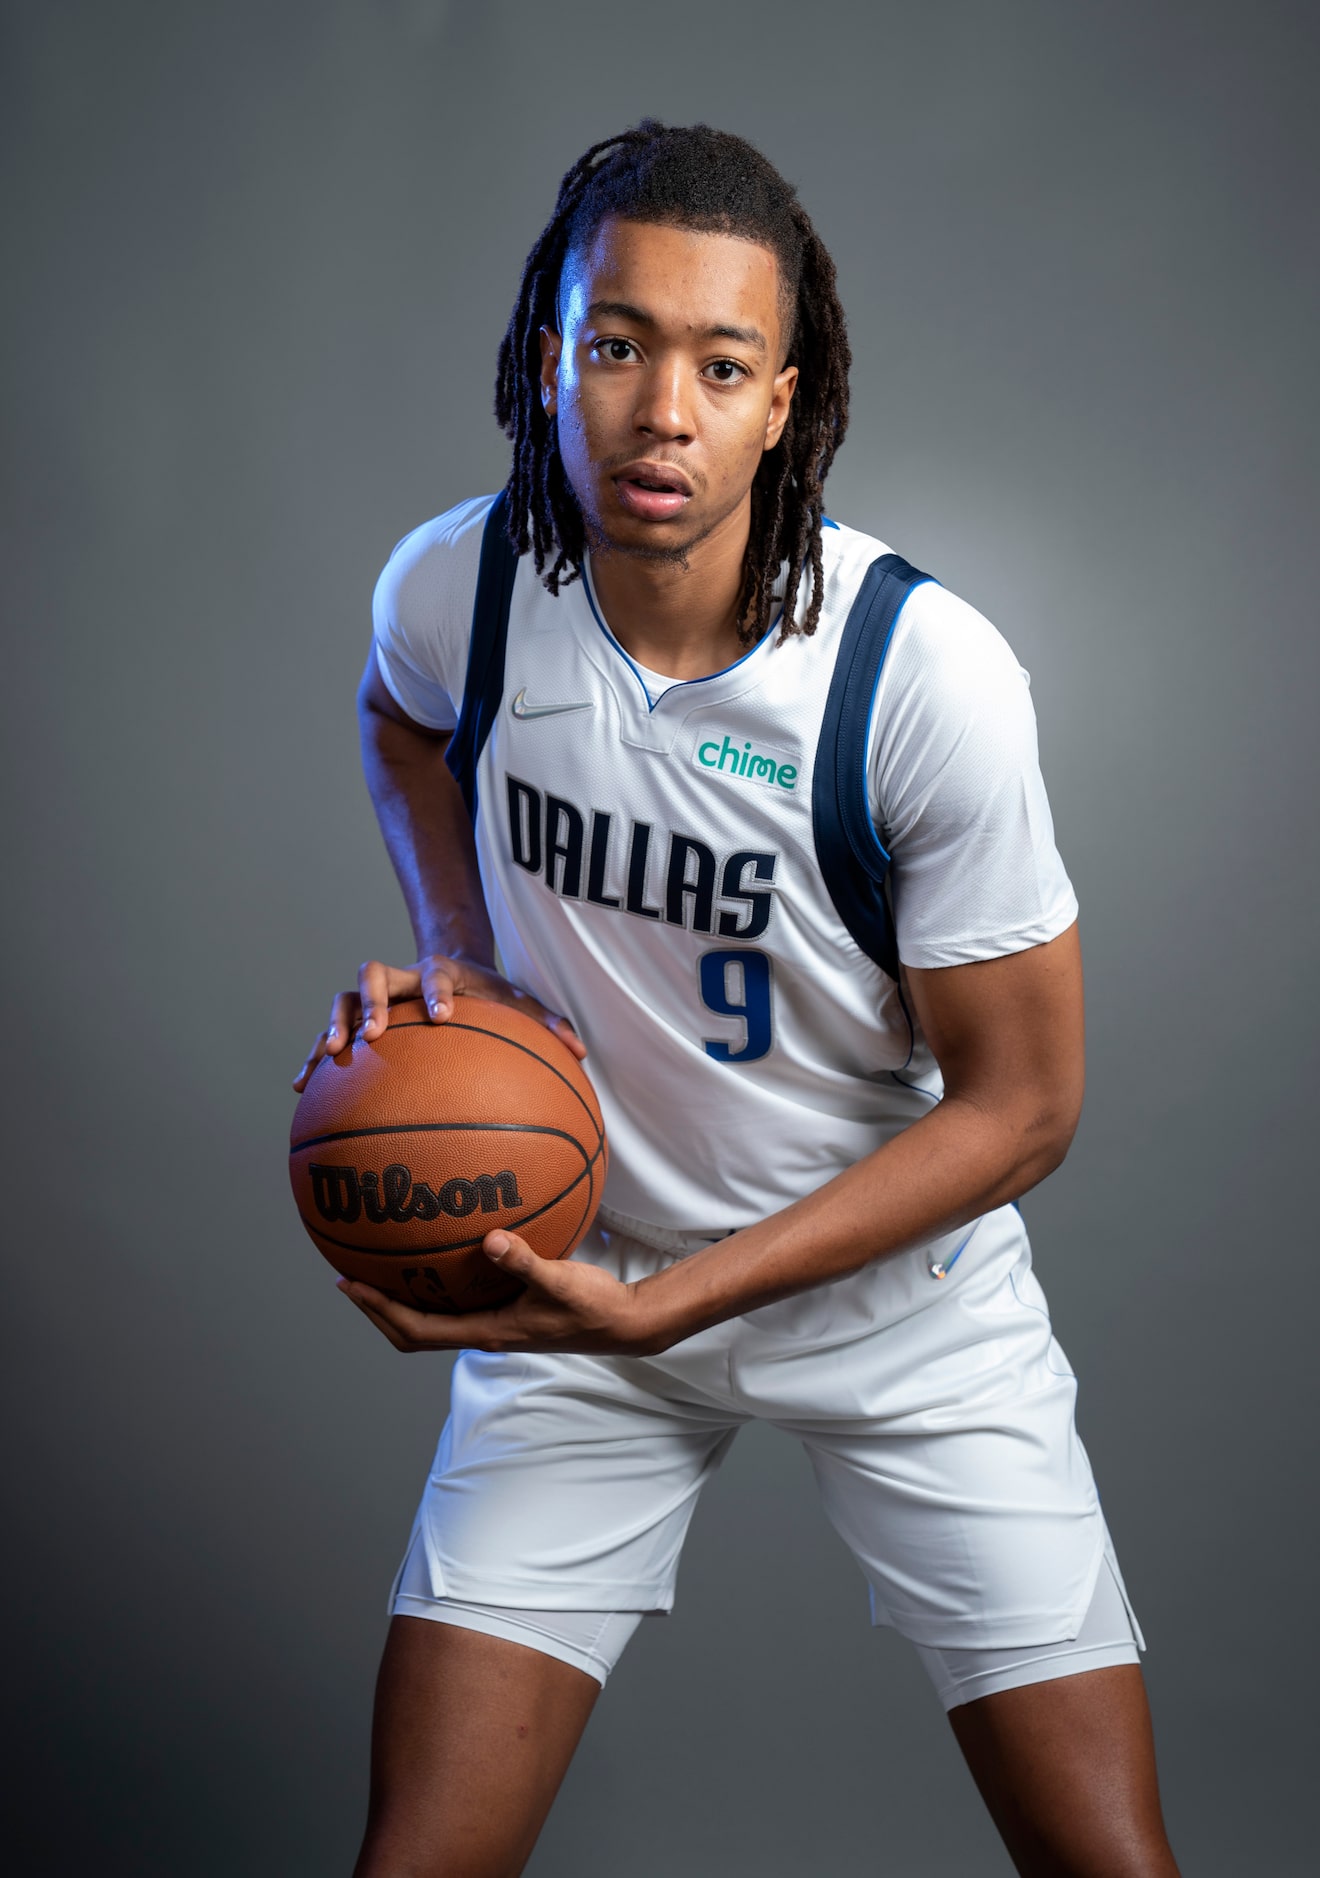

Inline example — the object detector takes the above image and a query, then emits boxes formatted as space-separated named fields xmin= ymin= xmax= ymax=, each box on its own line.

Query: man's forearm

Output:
xmin=359 ymin=698 xmax=494 ymax=964
xmin=634 ymin=1091 xmax=1071 ymax=1351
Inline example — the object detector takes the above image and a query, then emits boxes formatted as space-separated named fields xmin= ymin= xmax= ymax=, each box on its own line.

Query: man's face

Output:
xmin=539 ymin=218 xmax=798 ymax=561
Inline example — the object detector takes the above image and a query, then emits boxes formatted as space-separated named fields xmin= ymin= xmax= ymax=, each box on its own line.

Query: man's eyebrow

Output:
xmin=584 ymin=301 xmax=769 ymax=355
xmin=584 ymin=299 xmax=654 ymax=327
xmin=704 ymin=322 xmax=768 ymax=355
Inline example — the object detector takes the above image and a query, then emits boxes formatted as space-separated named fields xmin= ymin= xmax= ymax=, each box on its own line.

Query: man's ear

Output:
xmin=539 ymin=327 xmax=562 ymax=416
xmin=764 ymin=363 xmax=798 ymax=451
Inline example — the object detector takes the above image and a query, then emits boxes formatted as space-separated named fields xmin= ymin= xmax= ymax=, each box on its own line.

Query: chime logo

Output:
xmin=694 ymin=733 xmax=799 ymax=791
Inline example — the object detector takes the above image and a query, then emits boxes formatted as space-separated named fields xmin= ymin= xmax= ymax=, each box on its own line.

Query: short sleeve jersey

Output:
xmin=373 ymin=496 xmax=1077 ymax=1231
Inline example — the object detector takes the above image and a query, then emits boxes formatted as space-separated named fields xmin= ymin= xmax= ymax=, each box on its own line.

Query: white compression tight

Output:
xmin=392 ymin=1540 xmax=1140 ymax=1710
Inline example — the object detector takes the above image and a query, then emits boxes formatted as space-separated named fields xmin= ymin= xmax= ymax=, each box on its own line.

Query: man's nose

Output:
xmin=632 ymin=359 xmax=693 ymax=442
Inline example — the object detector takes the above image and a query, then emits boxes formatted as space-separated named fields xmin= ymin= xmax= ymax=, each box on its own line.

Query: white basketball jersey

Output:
xmin=373 ymin=495 xmax=1077 ymax=1232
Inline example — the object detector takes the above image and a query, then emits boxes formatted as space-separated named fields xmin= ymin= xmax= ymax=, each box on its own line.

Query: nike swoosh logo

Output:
xmin=510 ymin=687 xmax=595 ymax=720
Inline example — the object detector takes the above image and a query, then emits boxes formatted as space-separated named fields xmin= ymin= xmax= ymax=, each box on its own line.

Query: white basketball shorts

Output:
xmin=390 ymin=1203 xmax=1144 ymax=1662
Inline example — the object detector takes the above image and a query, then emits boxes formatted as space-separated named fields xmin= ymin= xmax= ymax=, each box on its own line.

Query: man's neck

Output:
xmin=587 ymin=498 xmax=753 ymax=681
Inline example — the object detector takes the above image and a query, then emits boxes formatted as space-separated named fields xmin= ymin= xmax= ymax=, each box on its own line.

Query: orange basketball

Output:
xmin=289 ymin=997 xmax=606 ymax=1313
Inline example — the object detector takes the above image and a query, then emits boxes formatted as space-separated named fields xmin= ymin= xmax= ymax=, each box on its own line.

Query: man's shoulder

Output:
xmin=817 ymin=514 xmax=896 ymax=587
xmin=373 ymin=493 xmax=500 ymax=633
xmin=821 ymin=516 xmax=1027 ymax=691
xmin=381 ymin=492 xmax=499 ymax=583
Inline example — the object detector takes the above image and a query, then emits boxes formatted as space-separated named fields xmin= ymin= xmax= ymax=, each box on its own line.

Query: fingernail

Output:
xmin=485 ymin=1234 xmax=509 ymax=1260
xmin=429 ymin=999 xmax=447 ymax=1017
xmin=327 ymin=1024 xmax=338 ymax=1041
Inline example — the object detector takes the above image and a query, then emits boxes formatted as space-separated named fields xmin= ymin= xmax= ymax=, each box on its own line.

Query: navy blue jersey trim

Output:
xmin=812 ymin=553 xmax=934 ymax=981
xmin=581 ymin=557 xmax=783 ymax=712
xmin=445 ymin=492 xmax=515 ymax=820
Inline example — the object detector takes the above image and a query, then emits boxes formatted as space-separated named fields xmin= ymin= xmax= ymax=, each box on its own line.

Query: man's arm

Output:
xmin=358 ymin=651 xmax=494 ymax=976
xmin=292 ymin=655 xmax=583 ymax=1092
xmin=629 ymin=921 xmax=1084 ymax=1341
xmin=338 ymin=920 xmax=1084 ymax=1354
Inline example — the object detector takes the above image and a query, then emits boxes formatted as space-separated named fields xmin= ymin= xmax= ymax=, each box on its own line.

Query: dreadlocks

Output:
xmin=494 ymin=121 xmax=851 ymax=647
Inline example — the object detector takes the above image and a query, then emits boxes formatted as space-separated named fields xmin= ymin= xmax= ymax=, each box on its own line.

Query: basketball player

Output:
xmin=295 ymin=125 xmax=1181 ymax=1876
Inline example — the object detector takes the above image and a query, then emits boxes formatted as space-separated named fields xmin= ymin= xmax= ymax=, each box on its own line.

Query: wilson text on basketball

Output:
xmin=310 ymin=1162 xmax=523 ymax=1225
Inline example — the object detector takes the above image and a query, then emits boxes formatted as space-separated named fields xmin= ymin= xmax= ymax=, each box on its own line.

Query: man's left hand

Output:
xmin=337 ymin=1232 xmax=665 ymax=1356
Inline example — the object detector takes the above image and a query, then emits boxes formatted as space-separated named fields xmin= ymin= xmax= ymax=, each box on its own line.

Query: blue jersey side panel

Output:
xmin=445 ymin=491 xmax=514 ymax=819
xmin=811 ymin=554 xmax=934 ymax=981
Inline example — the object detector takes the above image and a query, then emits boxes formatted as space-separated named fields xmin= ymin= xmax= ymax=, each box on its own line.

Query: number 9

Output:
xmin=698 ymin=949 xmax=774 ymax=1064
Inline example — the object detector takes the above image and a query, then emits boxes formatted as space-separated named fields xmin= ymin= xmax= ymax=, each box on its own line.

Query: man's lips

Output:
xmin=611 ymin=461 xmax=692 ymax=522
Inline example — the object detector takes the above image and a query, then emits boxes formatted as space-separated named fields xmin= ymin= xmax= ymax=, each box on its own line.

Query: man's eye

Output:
xmin=703 ymin=359 xmax=747 ymax=384
xmin=595 ymin=339 xmax=638 ymax=363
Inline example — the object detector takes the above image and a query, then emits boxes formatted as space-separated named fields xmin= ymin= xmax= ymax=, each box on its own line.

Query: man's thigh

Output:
xmin=949 ymin=1665 xmax=1180 ymax=1876
xmin=354 ymin=1617 xmax=600 ymax=1878
xmin=398 ymin=1338 xmax=743 ymax=1614
xmin=724 ymin=1205 xmax=1130 ymax=1654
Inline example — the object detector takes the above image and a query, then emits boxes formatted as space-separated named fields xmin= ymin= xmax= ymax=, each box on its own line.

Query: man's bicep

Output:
xmin=903 ymin=923 xmax=1085 ymax=1129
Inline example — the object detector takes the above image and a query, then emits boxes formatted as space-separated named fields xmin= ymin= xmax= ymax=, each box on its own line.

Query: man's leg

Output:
xmin=353 ymin=1616 xmax=600 ymax=1878
xmin=357 ymin=1308 xmax=739 ymax=1874
xmin=949 ymin=1665 xmax=1180 ymax=1878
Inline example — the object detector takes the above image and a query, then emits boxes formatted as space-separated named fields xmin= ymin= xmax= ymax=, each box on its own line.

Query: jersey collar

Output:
xmin=578 ymin=553 xmax=787 ymax=717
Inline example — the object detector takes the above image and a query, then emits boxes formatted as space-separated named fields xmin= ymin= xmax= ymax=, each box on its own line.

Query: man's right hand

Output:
xmin=291 ymin=955 xmax=586 ymax=1092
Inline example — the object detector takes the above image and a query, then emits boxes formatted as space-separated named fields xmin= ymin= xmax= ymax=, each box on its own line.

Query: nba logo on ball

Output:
xmin=289 ymin=999 xmax=607 ymax=1313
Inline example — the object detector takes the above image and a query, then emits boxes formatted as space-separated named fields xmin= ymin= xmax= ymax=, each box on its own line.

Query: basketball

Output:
xmin=289 ymin=997 xmax=607 ymax=1313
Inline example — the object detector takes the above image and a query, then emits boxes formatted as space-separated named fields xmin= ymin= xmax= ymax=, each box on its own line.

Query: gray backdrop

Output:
xmin=5 ymin=1 xmax=1317 ymax=1872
